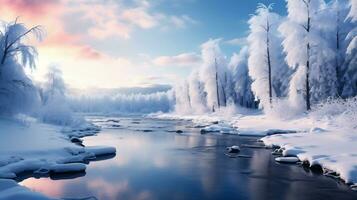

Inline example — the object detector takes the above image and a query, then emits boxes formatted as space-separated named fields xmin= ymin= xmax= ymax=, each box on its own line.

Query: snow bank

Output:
xmin=230 ymin=113 xmax=309 ymax=136
xmin=152 ymin=108 xmax=307 ymax=136
xmin=260 ymin=97 xmax=357 ymax=185
xmin=263 ymin=130 xmax=357 ymax=184
xmin=0 ymin=117 xmax=115 ymax=180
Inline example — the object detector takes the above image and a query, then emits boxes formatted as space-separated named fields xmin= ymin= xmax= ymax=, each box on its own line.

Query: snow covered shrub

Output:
xmin=311 ymin=97 xmax=357 ymax=118
xmin=0 ymin=19 xmax=43 ymax=116
xmin=310 ymin=97 xmax=357 ymax=129
xmin=264 ymin=98 xmax=306 ymax=119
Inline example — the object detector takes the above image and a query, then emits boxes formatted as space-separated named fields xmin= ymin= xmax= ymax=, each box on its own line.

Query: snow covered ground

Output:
xmin=152 ymin=106 xmax=357 ymax=188
xmin=0 ymin=116 xmax=116 ymax=199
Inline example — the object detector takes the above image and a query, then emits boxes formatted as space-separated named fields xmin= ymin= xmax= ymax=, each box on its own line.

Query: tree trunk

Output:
xmin=187 ymin=84 xmax=192 ymax=108
xmin=215 ymin=58 xmax=220 ymax=110
xmin=306 ymin=14 xmax=311 ymax=111
xmin=266 ymin=19 xmax=273 ymax=105
xmin=221 ymin=72 xmax=227 ymax=106
xmin=335 ymin=17 xmax=341 ymax=96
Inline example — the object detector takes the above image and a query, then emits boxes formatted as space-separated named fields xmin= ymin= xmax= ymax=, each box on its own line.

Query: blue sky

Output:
xmin=1 ymin=0 xmax=288 ymax=89
xmin=96 ymin=0 xmax=287 ymax=58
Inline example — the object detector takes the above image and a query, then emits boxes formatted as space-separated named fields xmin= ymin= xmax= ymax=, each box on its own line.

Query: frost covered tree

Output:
xmin=40 ymin=65 xmax=66 ymax=105
xmin=0 ymin=19 xmax=42 ymax=115
xmin=188 ymin=70 xmax=208 ymax=113
xmin=199 ymin=39 xmax=229 ymax=112
xmin=173 ymin=39 xmax=237 ymax=113
xmin=173 ymin=80 xmax=192 ymax=114
xmin=341 ymin=0 xmax=357 ymax=97
xmin=229 ymin=47 xmax=256 ymax=108
xmin=247 ymin=4 xmax=291 ymax=109
xmin=39 ymin=65 xmax=74 ymax=125
xmin=318 ymin=0 xmax=353 ymax=97
xmin=280 ymin=0 xmax=337 ymax=111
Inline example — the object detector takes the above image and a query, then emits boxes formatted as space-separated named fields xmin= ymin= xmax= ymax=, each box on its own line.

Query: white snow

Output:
xmin=275 ymin=156 xmax=300 ymax=163
xmin=263 ymin=129 xmax=357 ymax=184
xmin=0 ymin=116 xmax=116 ymax=199
xmin=200 ymin=124 xmax=238 ymax=134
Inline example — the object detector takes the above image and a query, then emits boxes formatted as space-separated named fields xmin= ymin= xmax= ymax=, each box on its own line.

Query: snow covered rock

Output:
xmin=309 ymin=127 xmax=327 ymax=133
xmin=49 ymin=163 xmax=86 ymax=173
xmin=265 ymin=129 xmax=298 ymax=135
xmin=70 ymin=137 xmax=83 ymax=144
xmin=226 ymin=145 xmax=240 ymax=153
xmin=200 ymin=124 xmax=237 ymax=134
xmin=275 ymin=157 xmax=300 ymax=163
xmin=85 ymin=146 xmax=116 ymax=157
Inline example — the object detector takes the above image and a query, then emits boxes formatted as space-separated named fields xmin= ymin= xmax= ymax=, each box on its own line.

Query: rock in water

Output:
xmin=70 ymin=137 xmax=83 ymax=143
xmin=275 ymin=157 xmax=299 ymax=163
xmin=226 ymin=145 xmax=240 ymax=153
xmin=176 ymin=130 xmax=183 ymax=134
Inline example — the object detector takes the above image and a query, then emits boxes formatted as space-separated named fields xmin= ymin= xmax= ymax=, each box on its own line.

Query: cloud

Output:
xmin=169 ymin=15 xmax=197 ymax=28
xmin=1 ymin=0 xmax=198 ymax=89
xmin=78 ymin=46 xmax=102 ymax=60
xmin=224 ymin=37 xmax=247 ymax=46
xmin=153 ymin=52 xmax=201 ymax=67
xmin=122 ymin=7 xmax=158 ymax=29
xmin=1 ymin=0 xmax=60 ymax=19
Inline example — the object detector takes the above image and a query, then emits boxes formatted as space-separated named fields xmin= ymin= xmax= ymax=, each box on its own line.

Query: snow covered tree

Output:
xmin=317 ymin=0 xmax=353 ymax=97
xmin=199 ymin=39 xmax=229 ymax=112
xmin=173 ymin=80 xmax=192 ymax=114
xmin=39 ymin=65 xmax=74 ymax=125
xmin=40 ymin=65 xmax=66 ymax=105
xmin=247 ymin=4 xmax=290 ymax=109
xmin=280 ymin=0 xmax=337 ymax=111
xmin=0 ymin=19 xmax=42 ymax=115
xmin=229 ymin=47 xmax=256 ymax=108
xmin=341 ymin=0 xmax=357 ymax=97
xmin=188 ymin=70 xmax=208 ymax=113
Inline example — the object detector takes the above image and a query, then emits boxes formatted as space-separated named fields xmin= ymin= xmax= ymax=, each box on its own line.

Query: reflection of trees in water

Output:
xmin=174 ymin=134 xmax=251 ymax=198
xmin=248 ymin=150 xmax=277 ymax=200
xmin=247 ymin=149 xmax=316 ymax=200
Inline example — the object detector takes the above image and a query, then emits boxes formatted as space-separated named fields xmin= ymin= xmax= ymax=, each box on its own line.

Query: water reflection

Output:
xmin=20 ymin=117 xmax=357 ymax=200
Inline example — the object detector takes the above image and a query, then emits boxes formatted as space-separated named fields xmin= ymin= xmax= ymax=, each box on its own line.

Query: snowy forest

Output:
xmin=0 ymin=0 xmax=356 ymax=119
xmin=174 ymin=0 xmax=357 ymax=116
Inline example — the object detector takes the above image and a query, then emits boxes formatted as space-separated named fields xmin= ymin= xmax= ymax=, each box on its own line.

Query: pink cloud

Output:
xmin=78 ymin=46 xmax=102 ymax=60
xmin=42 ymin=32 xmax=80 ymax=46
xmin=2 ymin=0 xmax=59 ymax=19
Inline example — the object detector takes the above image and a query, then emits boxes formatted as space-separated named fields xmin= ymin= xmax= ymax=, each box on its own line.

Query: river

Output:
xmin=19 ymin=116 xmax=357 ymax=200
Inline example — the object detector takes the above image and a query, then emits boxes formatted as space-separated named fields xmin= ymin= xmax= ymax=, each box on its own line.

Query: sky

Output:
xmin=0 ymin=0 xmax=287 ymax=89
